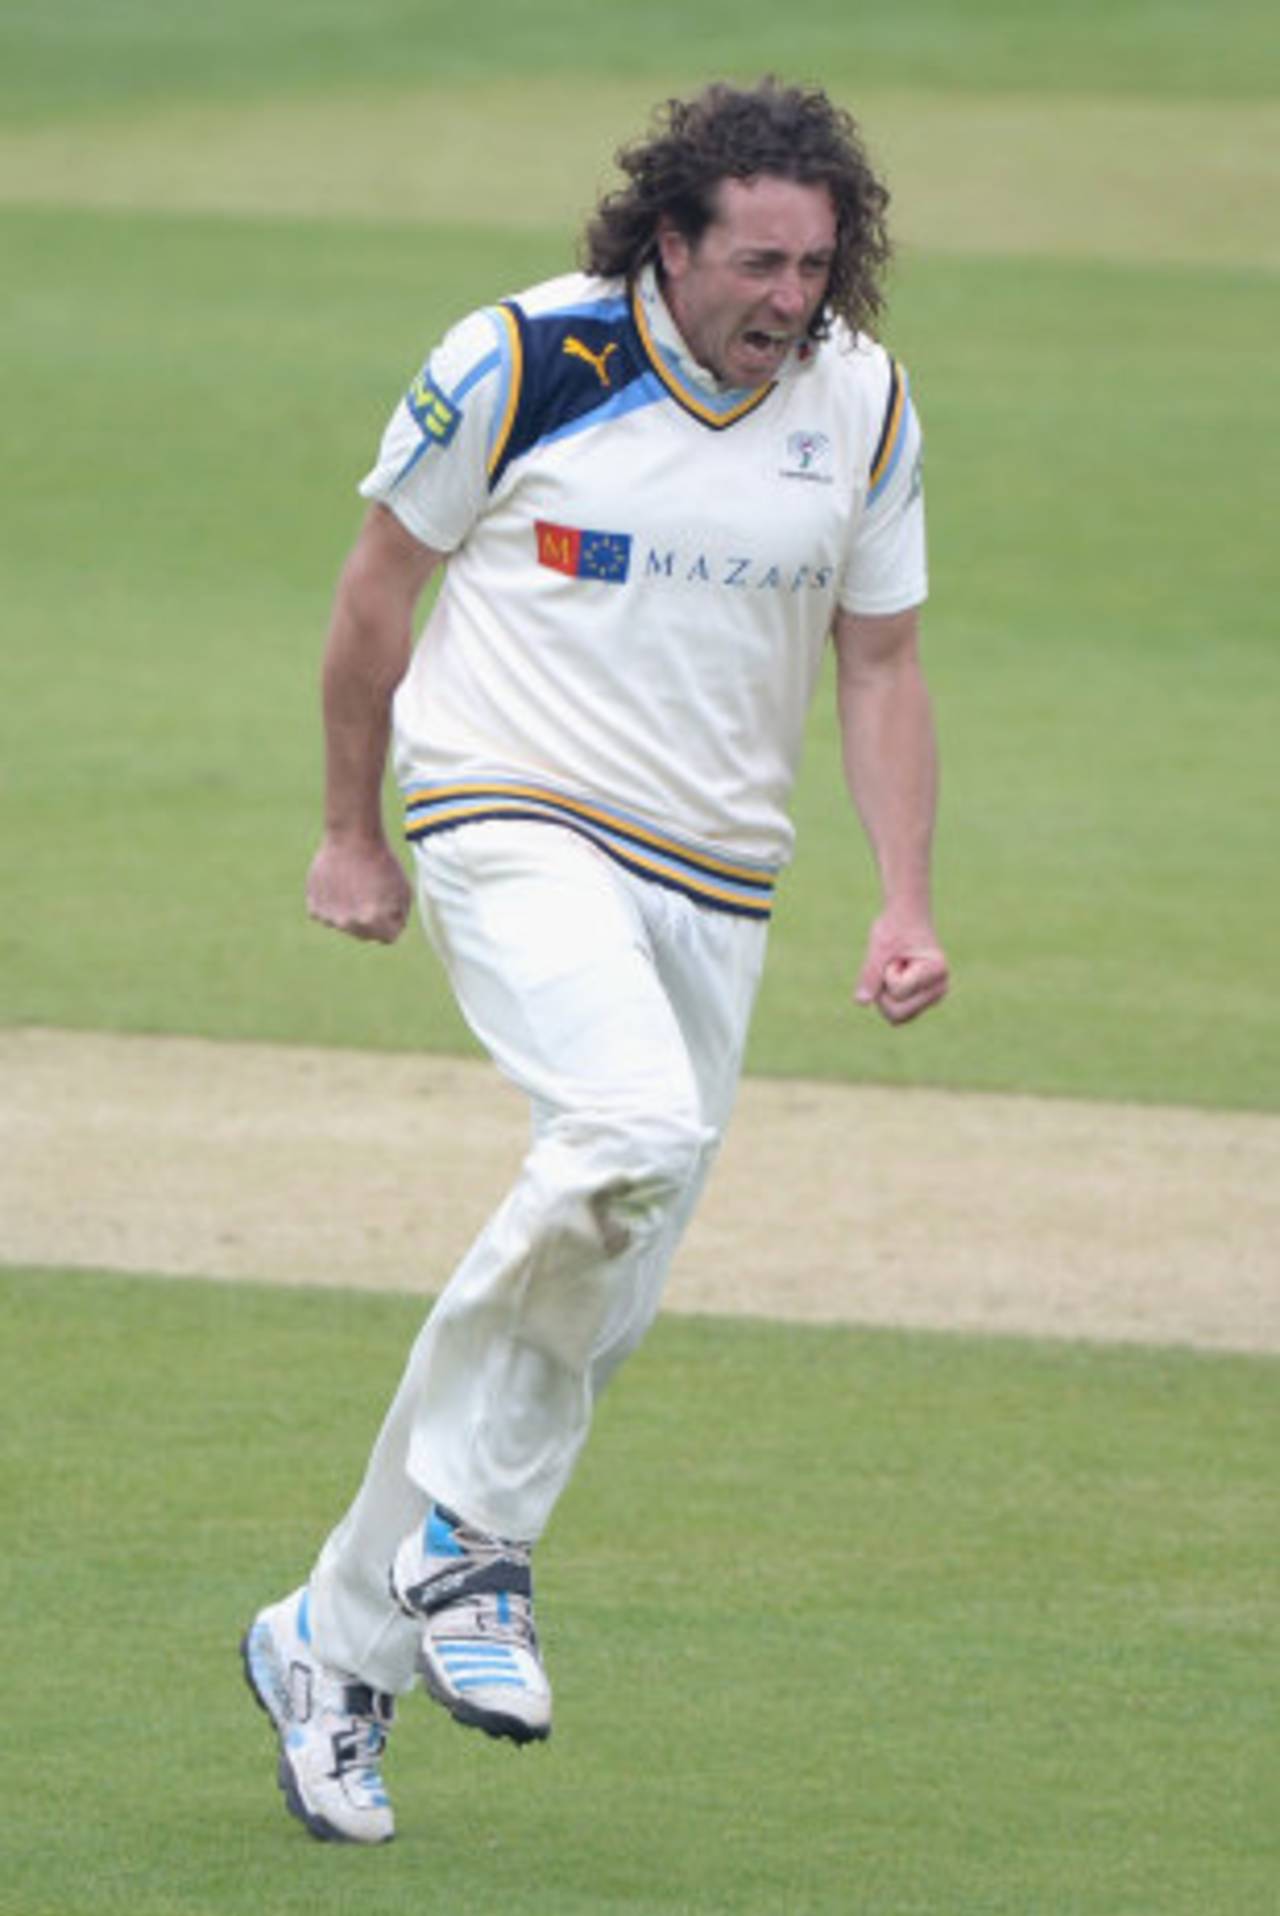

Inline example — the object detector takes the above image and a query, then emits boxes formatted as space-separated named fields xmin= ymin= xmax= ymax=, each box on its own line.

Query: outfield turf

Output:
xmin=2 ymin=202 xmax=1276 ymax=1106
xmin=2 ymin=0 xmax=1277 ymax=122
xmin=2 ymin=1266 xmax=1277 ymax=1914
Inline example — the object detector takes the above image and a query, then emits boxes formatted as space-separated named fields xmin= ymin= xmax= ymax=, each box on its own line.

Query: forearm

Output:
xmin=320 ymin=592 xmax=409 ymax=845
xmin=832 ymin=606 xmax=948 ymax=1022
xmin=318 ymin=507 xmax=439 ymax=845
xmin=837 ymin=637 xmax=939 ymax=916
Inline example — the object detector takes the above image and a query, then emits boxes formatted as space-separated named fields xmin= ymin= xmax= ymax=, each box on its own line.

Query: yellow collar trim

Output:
xmin=630 ymin=279 xmax=776 ymax=430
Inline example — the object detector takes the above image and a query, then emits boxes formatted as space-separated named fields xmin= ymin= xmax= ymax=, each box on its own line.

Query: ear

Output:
xmin=655 ymin=217 xmax=691 ymax=281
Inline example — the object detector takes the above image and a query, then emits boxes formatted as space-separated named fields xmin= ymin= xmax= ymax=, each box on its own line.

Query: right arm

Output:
xmin=305 ymin=502 xmax=443 ymax=943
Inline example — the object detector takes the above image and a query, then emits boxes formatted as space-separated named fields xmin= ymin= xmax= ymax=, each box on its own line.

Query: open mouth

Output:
xmin=741 ymin=329 xmax=790 ymax=355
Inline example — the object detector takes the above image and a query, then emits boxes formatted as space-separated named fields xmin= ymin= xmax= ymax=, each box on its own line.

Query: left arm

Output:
xmin=832 ymin=604 xmax=949 ymax=1025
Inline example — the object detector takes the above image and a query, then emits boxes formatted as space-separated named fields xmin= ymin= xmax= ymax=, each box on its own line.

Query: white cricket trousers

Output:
xmin=308 ymin=820 xmax=768 ymax=1691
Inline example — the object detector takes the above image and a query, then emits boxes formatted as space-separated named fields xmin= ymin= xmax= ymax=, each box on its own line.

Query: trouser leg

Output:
xmin=309 ymin=824 xmax=759 ymax=1689
xmin=582 ymin=874 xmax=769 ymax=1395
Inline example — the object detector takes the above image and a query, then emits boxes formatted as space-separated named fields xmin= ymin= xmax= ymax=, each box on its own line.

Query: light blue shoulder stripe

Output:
xmin=452 ymin=347 xmax=502 ymax=402
xmin=390 ymin=438 xmax=429 ymax=489
xmin=538 ymin=371 xmax=667 ymax=450
xmin=533 ymin=293 xmax=630 ymax=324
xmin=389 ymin=318 xmax=508 ymax=489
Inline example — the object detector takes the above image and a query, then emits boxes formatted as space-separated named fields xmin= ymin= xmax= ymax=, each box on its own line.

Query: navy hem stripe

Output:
xmin=404 ymin=808 xmax=774 ymax=920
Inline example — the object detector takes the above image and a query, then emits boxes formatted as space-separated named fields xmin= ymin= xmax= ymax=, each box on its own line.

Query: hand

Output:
xmin=306 ymin=836 xmax=412 ymax=944
xmin=855 ymin=912 xmax=949 ymax=1026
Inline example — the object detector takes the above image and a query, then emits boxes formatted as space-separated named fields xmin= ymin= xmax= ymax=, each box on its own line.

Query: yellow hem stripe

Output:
xmin=410 ymin=801 xmax=770 ymax=913
xmin=404 ymin=781 xmax=774 ymax=886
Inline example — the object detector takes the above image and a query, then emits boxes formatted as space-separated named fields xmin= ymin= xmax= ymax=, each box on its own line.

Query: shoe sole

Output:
xmin=239 ymin=1627 xmax=392 ymax=1845
xmin=417 ymin=1652 xmax=551 ymax=1747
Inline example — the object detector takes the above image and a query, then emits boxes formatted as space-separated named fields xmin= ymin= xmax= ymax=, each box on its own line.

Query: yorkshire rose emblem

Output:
xmin=783 ymin=430 xmax=832 ymax=480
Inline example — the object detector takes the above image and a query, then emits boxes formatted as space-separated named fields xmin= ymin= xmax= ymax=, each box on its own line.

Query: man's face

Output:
xmin=657 ymin=175 xmax=837 ymax=389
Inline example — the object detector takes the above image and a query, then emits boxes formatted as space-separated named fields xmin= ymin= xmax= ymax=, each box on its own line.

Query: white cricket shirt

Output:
xmin=359 ymin=267 xmax=927 ymax=917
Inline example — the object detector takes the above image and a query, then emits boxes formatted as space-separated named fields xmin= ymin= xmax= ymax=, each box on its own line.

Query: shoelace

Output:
xmin=330 ymin=1722 xmax=389 ymax=1802
xmin=422 ymin=1520 xmax=540 ymax=1653
xmin=448 ymin=1516 xmax=531 ymax=1573
xmin=434 ymin=1583 xmax=539 ymax=1651
xmin=322 ymin=1685 xmax=393 ymax=1798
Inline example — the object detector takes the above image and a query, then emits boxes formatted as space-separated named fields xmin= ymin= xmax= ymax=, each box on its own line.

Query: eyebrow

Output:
xmin=734 ymin=245 xmax=836 ymax=266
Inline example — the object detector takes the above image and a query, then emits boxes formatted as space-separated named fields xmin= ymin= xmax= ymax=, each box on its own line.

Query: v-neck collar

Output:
xmin=629 ymin=264 xmax=784 ymax=430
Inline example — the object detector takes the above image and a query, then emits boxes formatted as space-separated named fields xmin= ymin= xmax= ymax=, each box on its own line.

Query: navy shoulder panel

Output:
xmin=488 ymin=300 xmax=648 ymax=489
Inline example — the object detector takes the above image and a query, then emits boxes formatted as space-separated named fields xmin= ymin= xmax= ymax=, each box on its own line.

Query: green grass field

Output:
xmin=2 ymin=0 xmax=1277 ymax=121
xmin=2 ymin=5 xmax=1277 ymax=1911
xmin=2 ymin=5 xmax=1277 ymax=1108
xmin=3 ymin=1266 xmax=1277 ymax=1915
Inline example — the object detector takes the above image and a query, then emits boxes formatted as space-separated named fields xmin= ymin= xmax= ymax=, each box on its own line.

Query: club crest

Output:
xmin=780 ymin=429 xmax=833 ymax=483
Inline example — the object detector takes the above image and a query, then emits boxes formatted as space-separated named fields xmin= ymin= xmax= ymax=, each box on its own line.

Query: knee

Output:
xmin=582 ymin=1104 xmax=713 ymax=1198
xmin=541 ymin=1104 xmax=715 ymax=1252
xmin=597 ymin=1108 xmax=714 ymax=1251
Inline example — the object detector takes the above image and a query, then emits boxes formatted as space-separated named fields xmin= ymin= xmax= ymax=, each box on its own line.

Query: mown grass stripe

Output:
xmin=0 ymin=84 xmax=1276 ymax=271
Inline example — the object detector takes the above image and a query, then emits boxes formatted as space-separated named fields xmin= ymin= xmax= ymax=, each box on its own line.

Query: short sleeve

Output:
xmin=837 ymin=360 xmax=928 ymax=616
xmin=358 ymin=306 xmax=513 ymax=552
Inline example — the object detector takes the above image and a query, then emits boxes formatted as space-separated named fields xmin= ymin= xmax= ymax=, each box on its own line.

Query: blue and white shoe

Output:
xmin=240 ymin=1588 xmax=396 ymax=1844
xmin=390 ymin=1506 xmax=552 ymax=1745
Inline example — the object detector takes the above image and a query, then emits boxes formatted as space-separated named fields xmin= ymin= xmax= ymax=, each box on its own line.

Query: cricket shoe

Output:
xmin=240 ymin=1587 xmax=396 ymax=1844
xmin=390 ymin=1504 xmax=552 ymax=1746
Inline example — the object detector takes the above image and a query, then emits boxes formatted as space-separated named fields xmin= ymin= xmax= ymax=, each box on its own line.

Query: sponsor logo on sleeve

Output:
xmin=406 ymin=368 xmax=461 ymax=446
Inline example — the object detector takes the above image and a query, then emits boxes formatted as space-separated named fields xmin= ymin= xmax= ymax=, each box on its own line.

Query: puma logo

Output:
xmin=563 ymin=335 xmax=619 ymax=388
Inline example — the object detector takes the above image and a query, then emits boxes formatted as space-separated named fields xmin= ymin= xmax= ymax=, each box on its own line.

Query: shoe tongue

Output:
xmin=426 ymin=1505 xmax=468 ymax=1559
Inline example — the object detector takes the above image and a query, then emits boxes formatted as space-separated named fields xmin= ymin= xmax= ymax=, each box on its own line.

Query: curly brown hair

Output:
xmin=582 ymin=78 xmax=892 ymax=340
